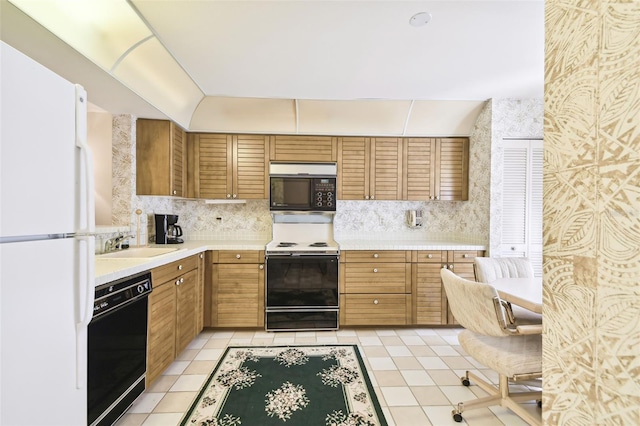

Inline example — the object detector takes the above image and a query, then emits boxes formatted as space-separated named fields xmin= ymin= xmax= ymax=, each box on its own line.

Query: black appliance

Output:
xmin=269 ymin=162 xmax=336 ymax=212
xmin=88 ymin=272 xmax=152 ymax=426
xmin=155 ymin=213 xmax=183 ymax=244
xmin=265 ymin=252 xmax=339 ymax=331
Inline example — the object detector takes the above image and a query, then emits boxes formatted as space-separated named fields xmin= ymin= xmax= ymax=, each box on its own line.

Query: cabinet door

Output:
xmin=370 ymin=138 xmax=403 ymax=200
xmin=404 ymin=138 xmax=437 ymax=200
xmin=233 ymin=135 xmax=269 ymax=199
xmin=337 ymin=137 xmax=370 ymax=200
xmin=216 ymin=263 xmax=264 ymax=327
xmin=413 ymin=262 xmax=447 ymax=325
xmin=175 ymin=269 xmax=198 ymax=355
xmin=436 ymin=138 xmax=469 ymax=201
xmin=195 ymin=253 xmax=205 ymax=333
xmin=146 ymin=281 xmax=176 ymax=386
xmin=171 ymin=123 xmax=186 ymax=197
xmin=189 ymin=133 xmax=233 ymax=199
xmin=136 ymin=119 xmax=186 ymax=196
xmin=270 ymin=135 xmax=337 ymax=162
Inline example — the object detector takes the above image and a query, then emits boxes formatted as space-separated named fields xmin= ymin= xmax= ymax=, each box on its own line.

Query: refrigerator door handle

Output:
xmin=75 ymin=84 xmax=95 ymax=235
xmin=76 ymin=235 xmax=95 ymax=389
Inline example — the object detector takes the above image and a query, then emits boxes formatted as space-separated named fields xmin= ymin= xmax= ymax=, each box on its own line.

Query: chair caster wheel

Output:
xmin=461 ymin=377 xmax=470 ymax=386
xmin=452 ymin=412 xmax=463 ymax=422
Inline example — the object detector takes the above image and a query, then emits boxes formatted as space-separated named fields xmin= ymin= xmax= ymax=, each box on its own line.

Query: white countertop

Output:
xmin=95 ymin=238 xmax=487 ymax=286
xmin=95 ymin=239 xmax=268 ymax=286
xmin=336 ymin=239 xmax=486 ymax=251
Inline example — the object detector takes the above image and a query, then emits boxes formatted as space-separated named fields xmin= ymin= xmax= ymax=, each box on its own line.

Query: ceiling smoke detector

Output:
xmin=409 ymin=12 xmax=432 ymax=27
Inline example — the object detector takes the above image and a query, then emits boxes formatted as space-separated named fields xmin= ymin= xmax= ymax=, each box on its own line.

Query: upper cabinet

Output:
xmin=337 ymin=137 xmax=403 ymax=200
xmin=136 ymin=119 xmax=186 ymax=196
xmin=270 ymin=135 xmax=337 ymax=162
xmin=433 ymin=137 xmax=469 ymax=201
xmin=188 ymin=133 xmax=269 ymax=200
xmin=404 ymin=137 xmax=469 ymax=201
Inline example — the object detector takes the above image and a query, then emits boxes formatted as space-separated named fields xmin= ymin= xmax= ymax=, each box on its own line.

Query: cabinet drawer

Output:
xmin=341 ymin=294 xmax=411 ymax=325
xmin=342 ymin=250 xmax=410 ymax=263
xmin=412 ymin=250 xmax=447 ymax=263
xmin=341 ymin=263 xmax=411 ymax=293
xmin=448 ymin=250 xmax=484 ymax=263
xmin=151 ymin=255 xmax=198 ymax=284
xmin=218 ymin=250 xmax=263 ymax=264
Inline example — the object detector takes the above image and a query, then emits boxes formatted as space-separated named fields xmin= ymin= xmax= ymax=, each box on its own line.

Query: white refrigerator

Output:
xmin=0 ymin=41 xmax=95 ymax=425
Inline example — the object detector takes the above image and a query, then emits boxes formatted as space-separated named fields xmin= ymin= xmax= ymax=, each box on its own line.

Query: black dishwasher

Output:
xmin=88 ymin=272 xmax=152 ymax=426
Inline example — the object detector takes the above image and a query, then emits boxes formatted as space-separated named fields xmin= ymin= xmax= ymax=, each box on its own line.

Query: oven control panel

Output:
xmin=312 ymin=178 xmax=335 ymax=208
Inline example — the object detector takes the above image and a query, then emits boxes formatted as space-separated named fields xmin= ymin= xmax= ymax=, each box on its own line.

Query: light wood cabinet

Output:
xmin=404 ymin=137 xmax=469 ymax=201
xmin=146 ymin=255 xmax=199 ymax=385
xmin=136 ymin=119 xmax=186 ymax=196
xmin=412 ymin=250 xmax=448 ymax=325
xmin=410 ymin=250 xmax=484 ymax=325
xmin=337 ymin=137 xmax=403 ymax=200
xmin=188 ymin=133 xmax=269 ymax=199
xmin=340 ymin=250 xmax=411 ymax=325
xmin=270 ymin=135 xmax=337 ymax=162
xmin=209 ymin=250 xmax=265 ymax=328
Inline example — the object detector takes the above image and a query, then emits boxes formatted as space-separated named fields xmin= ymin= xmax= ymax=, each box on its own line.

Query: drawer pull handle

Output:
xmin=427 ymin=254 xmax=433 ymax=259
xmin=236 ymin=254 xmax=241 ymax=259
xmin=178 ymin=264 xmax=183 ymax=270
xmin=463 ymin=254 xmax=469 ymax=258
xmin=373 ymin=268 xmax=378 ymax=273
xmin=450 ymin=264 xmax=454 ymax=269
xmin=373 ymin=253 xmax=379 ymax=258
xmin=175 ymin=278 xmax=184 ymax=285
xmin=259 ymin=265 xmax=264 ymax=270
xmin=373 ymin=299 xmax=379 ymax=305
xmin=199 ymin=253 xmax=204 ymax=259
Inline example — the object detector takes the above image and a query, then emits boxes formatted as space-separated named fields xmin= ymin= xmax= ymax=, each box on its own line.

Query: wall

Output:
xmin=543 ymin=1 xmax=640 ymax=424
xmin=87 ymin=111 xmax=112 ymax=225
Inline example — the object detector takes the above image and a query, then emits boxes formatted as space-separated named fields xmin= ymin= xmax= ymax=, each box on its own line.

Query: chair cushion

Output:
xmin=458 ymin=330 xmax=542 ymax=378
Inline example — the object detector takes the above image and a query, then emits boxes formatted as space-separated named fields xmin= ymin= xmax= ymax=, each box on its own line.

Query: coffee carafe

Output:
xmin=155 ymin=214 xmax=184 ymax=244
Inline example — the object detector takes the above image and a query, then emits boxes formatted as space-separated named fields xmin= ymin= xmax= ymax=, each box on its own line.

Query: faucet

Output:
xmin=104 ymin=234 xmax=133 ymax=253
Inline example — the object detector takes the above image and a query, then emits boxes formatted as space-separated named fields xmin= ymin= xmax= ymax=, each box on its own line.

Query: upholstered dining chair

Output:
xmin=473 ymin=257 xmax=542 ymax=325
xmin=440 ymin=268 xmax=542 ymax=425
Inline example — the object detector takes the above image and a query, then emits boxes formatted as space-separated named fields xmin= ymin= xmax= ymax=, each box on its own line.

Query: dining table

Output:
xmin=490 ymin=277 xmax=543 ymax=315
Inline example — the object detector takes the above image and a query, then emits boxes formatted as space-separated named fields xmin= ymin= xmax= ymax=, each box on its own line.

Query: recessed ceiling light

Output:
xmin=409 ymin=12 xmax=431 ymax=27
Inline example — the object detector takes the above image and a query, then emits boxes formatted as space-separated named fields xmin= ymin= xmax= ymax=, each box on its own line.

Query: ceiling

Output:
xmin=1 ymin=0 xmax=544 ymax=135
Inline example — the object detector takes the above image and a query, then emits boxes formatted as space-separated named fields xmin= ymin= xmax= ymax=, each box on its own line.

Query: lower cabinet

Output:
xmin=412 ymin=251 xmax=449 ymax=325
xmin=146 ymin=254 xmax=201 ymax=386
xmin=412 ymin=250 xmax=484 ymax=325
xmin=209 ymin=250 xmax=265 ymax=328
xmin=340 ymin=250 xmax=412 ymax=326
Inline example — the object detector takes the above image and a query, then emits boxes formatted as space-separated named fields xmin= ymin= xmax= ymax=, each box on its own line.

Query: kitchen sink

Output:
xmin=98 ymin=247 xmax=181 ymax=259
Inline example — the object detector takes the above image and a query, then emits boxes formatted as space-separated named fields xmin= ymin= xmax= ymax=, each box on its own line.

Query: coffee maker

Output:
xmin=155 ymin=214 xmax=184 ymax=244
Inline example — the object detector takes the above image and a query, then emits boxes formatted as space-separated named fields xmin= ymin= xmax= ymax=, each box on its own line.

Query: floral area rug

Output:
xmin=181 ymin=345 xmax=388 ymax=426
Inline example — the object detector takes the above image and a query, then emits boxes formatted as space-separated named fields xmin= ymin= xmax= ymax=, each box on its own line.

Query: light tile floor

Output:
xmin=116 ymin=328 xmax=541 ymax=426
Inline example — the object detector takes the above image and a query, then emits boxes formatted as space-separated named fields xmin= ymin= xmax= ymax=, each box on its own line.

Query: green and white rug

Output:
xmin=181 ymin=345 xmax=388 ymax=426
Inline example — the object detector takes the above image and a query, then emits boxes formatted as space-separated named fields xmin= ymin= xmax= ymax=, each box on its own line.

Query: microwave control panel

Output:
xmin=312 ymin=178 xmax=336 ymax=208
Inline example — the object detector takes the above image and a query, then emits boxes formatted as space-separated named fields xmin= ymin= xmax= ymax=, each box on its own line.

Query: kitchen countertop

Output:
xmin=95 ymin=239 xmax=268 ymax=286
xmin=95 ymin=238 xmax=487 ymax=286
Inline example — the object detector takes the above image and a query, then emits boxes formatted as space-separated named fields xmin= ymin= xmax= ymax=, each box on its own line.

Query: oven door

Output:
xmin=266 ymin=255 xmax=339 ymax=309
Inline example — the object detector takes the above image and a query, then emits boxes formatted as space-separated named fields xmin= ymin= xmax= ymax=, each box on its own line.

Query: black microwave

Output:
xmin=269 ymin=163 xmax=337 ymax=212
xmin=270 ymin=176 xmax=336 ymax=211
